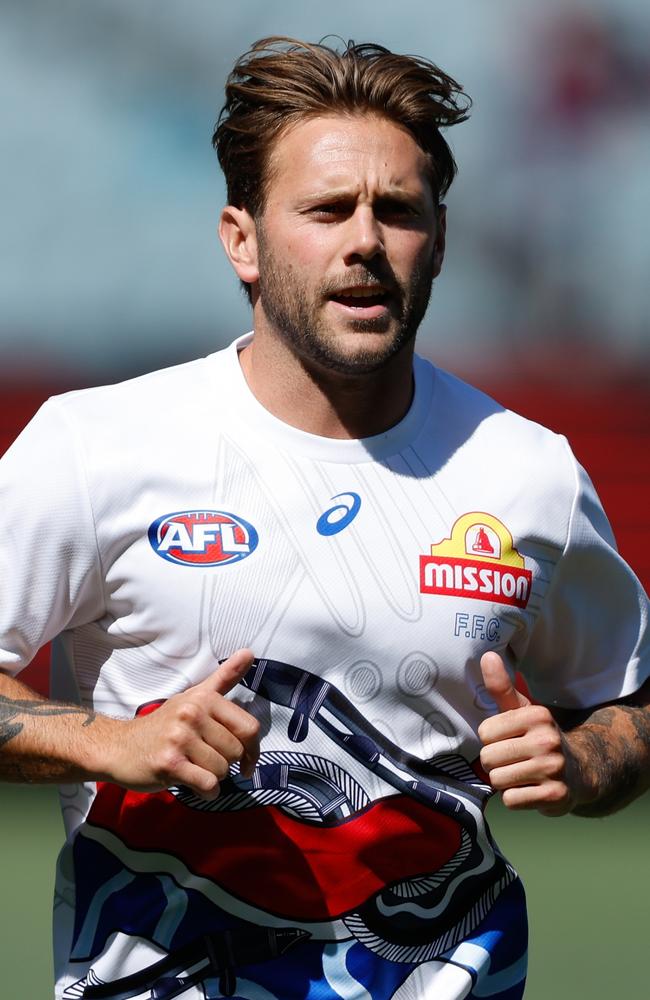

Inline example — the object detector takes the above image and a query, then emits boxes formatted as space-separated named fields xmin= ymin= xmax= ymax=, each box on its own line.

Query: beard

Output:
xmin=255 ymin=225 xmax=435 ymax=376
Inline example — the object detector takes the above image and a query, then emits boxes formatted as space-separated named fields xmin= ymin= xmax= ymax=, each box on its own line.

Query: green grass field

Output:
xmin=1 ymin=784 xmax=648 ymax=997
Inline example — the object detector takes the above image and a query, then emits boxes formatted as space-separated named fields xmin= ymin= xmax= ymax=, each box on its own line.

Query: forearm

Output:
xmin=558 ymin=687 xmax=650 ymax=817
xmin=0 ymin=670 xmax=118 ymax=783
xmin=0 ymin=649 xmax=259 ymax=795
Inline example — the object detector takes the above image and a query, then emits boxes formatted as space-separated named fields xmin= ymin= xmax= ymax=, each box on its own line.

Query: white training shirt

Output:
xmin=1 ymin=334 xmax=648 ymax=1000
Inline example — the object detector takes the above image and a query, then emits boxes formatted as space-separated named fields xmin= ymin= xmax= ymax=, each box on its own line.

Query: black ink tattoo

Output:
xmin=619 ymin=703 xmax=650 ymax=746
xmin=0 ymin=695 xmax=96 ymax=749
xmin=564 ymin=700 xmax=650 ymax=817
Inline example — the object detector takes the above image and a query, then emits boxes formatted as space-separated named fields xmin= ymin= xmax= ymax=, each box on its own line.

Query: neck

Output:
xmin=238 ymin=324 xmax=415 ymax=440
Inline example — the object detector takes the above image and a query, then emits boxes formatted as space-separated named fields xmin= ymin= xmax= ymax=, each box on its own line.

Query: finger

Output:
xmin=186 ymin=738 xmax=232 ymax=784
xmin=501 ymin=781 xmax=571 ymax=815
xmin=480 ymin=735 xmax=529 ymax=771
xmin=189 ymin=714 xmax=258 ymax=781
xmin=480 ymin=652 xmax=529 ymax=714
xmin=480 ymin=723 xmax=563 ymax=768
xmin=167 ymin=759 xmax=223 ymax=800
xmin=239 ymin=736 xmax=260 ymax=779
xmin=210 ymin=696 xmax=260 ymax=766
xmin=200 ymin=716 xmax=245 ymax=764
xmin=204 ymin=648 xmax=255 ymax=696
xmin=478 ymin=703 xmax=555 ymax=746
xmin=485 ymin=752 xmax=566 ymax=791
xmin=210 ymin=694 xmax=258 ymax=728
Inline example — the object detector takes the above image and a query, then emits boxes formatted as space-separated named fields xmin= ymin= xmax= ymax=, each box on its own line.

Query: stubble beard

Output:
xmin=255 ymin=227 xmax=435 ymax=377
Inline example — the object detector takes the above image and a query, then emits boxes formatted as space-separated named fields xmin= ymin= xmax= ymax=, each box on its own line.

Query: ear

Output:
xmin=432 ymin=204 xmax=447 ymax=278
xmin=219 ymin=205 xmax=259 ymax=286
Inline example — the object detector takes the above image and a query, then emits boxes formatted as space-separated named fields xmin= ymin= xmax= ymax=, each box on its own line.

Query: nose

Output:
xmin=342 ymin=206 xmax=384 ymax=263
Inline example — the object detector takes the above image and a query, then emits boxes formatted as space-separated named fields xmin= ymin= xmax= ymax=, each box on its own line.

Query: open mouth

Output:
xmin=328 ymin=286 xmax=392 ymax=310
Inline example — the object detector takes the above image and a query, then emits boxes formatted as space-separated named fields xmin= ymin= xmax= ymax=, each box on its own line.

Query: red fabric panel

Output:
xmin=88 ymin=782 xmax=462 ymax=920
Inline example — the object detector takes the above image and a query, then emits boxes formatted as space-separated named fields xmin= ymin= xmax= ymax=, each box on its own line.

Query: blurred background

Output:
xmin=1 ymin=0 xmax=649 ymax=996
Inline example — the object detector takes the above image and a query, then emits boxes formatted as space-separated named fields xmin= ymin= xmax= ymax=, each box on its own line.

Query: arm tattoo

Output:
xmin=622 ymin=702 xmax=650 ymax=745
xmin=0 ymin=695 xmax=96 ymax=749
xmin=562 ymin=700 xmax=650 ymax=817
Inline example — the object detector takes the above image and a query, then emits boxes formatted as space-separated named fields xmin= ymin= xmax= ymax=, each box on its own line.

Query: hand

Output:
xmin=477 ymin=651 xmax=588 ymax=816
xmin=106 ymin=648 xmax=259 ymax=799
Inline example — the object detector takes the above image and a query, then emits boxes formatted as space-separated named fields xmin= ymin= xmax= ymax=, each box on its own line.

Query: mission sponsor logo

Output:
xmin=148 ymin=510 xmax=258 ymax=567
xmin=419 ymin=513 xmax=532 ymax=608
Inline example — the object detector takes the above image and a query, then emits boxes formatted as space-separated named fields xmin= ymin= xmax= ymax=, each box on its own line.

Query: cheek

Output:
xmin=391 ymin=233 xmax=436 ymax=279
xmin=420 ymin=238 xmax=438 ymax=272
xmin=288 ymin=228 xmax=336 ymax=267
xmin=262 ymin=212 xmax=333 ymax=264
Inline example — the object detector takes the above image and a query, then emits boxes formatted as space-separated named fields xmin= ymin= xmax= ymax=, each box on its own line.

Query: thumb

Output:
xmin=480 ymin=651 xmax=529 ymax=713
xmin=207 ymin=648 xmax=255 ymax=695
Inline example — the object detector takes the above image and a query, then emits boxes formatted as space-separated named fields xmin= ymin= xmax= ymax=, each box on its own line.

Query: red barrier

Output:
xmin=481 ymin=381 xmax=650 ymax=591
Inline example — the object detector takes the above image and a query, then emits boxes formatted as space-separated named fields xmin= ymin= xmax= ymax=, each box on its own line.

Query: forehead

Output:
xmin=265 ymin=113 xmax=432 ymax=198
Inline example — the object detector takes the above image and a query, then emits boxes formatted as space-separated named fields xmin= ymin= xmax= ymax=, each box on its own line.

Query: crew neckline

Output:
xmin=212 ymin=333 xmax=436 ymax=464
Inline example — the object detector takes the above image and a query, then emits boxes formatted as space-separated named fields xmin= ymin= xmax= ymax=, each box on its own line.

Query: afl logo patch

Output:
xmin=148 ymin=510 xmax=258 ymax=567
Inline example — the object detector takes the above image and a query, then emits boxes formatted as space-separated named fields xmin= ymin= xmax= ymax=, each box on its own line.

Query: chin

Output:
xmin=307 ymin=335 xmax=412 ymax=377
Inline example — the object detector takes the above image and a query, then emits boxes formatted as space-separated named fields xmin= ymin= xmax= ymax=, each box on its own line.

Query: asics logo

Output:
xmin=316 ymin=493 xmax=361 ymax=536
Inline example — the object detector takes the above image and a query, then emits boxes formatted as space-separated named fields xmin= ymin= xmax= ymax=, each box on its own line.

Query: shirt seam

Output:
xmin=51 ymin=397 xmax=108 ymax=623
xmin=517 ymin=433 xmax=579 ymax=667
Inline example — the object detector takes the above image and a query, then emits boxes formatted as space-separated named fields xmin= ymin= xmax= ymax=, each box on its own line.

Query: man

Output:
xmin=1 ymin=37 xmax=649 ymax=1000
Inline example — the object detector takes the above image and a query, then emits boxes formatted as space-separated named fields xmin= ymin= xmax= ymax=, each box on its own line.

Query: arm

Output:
xmin=478 ymin=651 xmax=650 ymax=817
xmin=0 ymin=648 xmax=260 ymax=798
xmin=0 ymin=405 xmax=260 ymax=797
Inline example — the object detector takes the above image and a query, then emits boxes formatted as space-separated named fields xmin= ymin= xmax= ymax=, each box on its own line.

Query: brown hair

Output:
xmin=213 ymin=36 xmax=471 ymax=216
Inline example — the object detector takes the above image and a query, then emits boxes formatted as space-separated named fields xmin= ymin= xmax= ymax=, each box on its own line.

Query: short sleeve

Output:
xmin=514 ymin=448 xmax=650 ymax=708
xmin=0 ymin=398 xmax=104 ymax=674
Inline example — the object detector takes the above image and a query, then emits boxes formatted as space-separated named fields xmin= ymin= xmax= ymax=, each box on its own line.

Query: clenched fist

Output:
xmin=105 ymin=648 xmax=259 ymax=799
xmin=477 ymin=651 xmax=591 ymax=816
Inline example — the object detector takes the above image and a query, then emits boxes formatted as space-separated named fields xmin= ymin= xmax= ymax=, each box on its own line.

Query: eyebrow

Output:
xmin=296 ymin=187 xmax=427 ymax=208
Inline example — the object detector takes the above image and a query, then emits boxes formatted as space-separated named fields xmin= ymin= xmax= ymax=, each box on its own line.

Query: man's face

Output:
xmin=252 ymin=114 xmax=445 ymax=376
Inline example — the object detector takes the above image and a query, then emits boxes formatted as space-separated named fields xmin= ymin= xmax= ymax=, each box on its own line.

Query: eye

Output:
xmin=310 ymin=202 xmax=351 ymax=218
xmin=376 ymin=199 xmax=419 ymax=220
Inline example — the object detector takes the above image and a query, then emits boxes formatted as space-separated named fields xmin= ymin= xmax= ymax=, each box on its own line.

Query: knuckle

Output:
xmin=488 ymin=768 xmax=506 ymax=789
xmin=200 ymin=773 xmax=220 ymax=795
xmin=543 ymin=782 xmax=567 ymax=803
xmin=477 ymin=719 xmax=497 ymax=745
xmin=168 ymin=722 xmax=191 ymax=748
xmin=529 ymin=705 xmax=551 ymax=726
xmin=238 ymin=713 xmax=260 ymax=740
xmin=176 ymin=701 xmax=202 ymax=726
xmin=544 ymin=752 xmax=566 ymax=777
xmin=154 ymin=749 xmax=182 ymax=783
xmin=247 ymin=715 xmax=261 ymax=738
xmin=213 ymin=757 xmax=231 ymax=781
xmin=223 ymin=737 xmax=245 ymax=763
xmin=537 ymin=730 xmax=561 ymax=754
xmin=501 ymin=788 xmax=519 ymax=809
